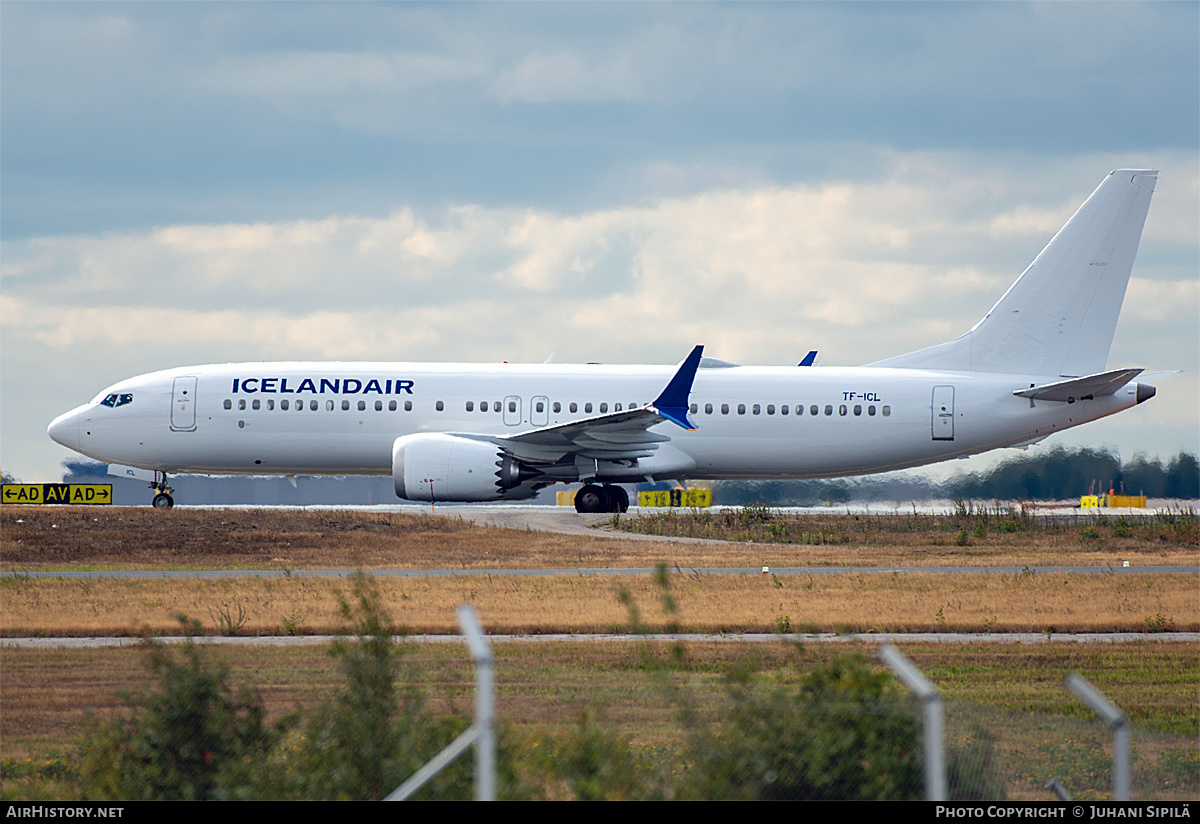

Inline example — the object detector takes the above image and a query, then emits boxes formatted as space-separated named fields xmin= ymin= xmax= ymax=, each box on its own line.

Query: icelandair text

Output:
xmin=232 ymin=378 xmax=414 ymax=395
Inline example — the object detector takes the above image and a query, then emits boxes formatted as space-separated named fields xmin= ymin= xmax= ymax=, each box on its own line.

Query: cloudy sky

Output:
xmin=2 ymin=1 xmax=1197 ymax=486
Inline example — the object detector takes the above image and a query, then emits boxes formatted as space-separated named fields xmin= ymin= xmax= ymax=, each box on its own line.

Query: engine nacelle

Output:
xmin=393 ymin=433 xmax=537 ymax=502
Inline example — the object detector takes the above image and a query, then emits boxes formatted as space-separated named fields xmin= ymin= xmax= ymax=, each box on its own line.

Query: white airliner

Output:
xmin=49 ymin=170 xmax=1162 ymax=512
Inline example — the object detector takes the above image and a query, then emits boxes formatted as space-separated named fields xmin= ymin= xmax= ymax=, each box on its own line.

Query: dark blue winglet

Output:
xmin=798 ymin=350 xmax=818 ymax=367
xmin=651 ymin=345 xmax=703 ymax=430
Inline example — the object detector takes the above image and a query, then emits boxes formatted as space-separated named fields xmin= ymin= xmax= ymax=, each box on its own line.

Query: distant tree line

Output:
xmin=713 ymin=447 xmax=1199 ymax=506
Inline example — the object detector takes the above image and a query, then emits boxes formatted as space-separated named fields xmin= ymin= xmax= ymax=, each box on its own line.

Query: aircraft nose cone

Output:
xmin=47 ymin=407 xmax=83 ymax=450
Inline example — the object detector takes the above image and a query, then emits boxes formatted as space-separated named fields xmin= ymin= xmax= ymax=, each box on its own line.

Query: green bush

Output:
xmin=277 ymin=573 xmax=474 ymax=800
xmin=676 ymin=653 xmax=924 ymax=800
xmin=82 ymin=616 xmax=281 ymax=800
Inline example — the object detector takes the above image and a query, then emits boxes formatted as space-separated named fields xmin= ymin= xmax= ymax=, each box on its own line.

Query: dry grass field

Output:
xmin=2 ymin=568 xmax=1197 ymax=637
xmin=2 ymin=505 xmax=1196 ymax=636
xmin=1 ymin=504 xmax=1195 ymax=800
xmin=3 ymin=504 xmax=1197 ymax=571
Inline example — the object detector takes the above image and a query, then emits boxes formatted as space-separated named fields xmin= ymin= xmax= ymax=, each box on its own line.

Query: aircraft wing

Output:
xmin=1012 ymin=368 xmax=1143 ymax=402
xmin=447 ymin=345 xmax=703 ymax=464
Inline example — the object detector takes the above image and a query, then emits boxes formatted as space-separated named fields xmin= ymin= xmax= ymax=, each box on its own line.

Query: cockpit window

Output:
xmin=99 ymin=393 xmax=134 ymax=408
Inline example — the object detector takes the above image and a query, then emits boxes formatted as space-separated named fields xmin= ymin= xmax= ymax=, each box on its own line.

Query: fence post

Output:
xmin=879 ymin=644 xmax=946 ymax=801
xmin=385 ymin=604 xmax=495 ymax=801
xmin=1065 ymin=672 xmax=1130 ymax=800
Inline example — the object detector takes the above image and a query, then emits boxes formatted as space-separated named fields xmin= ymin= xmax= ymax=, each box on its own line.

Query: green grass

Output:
xmin=2 ymin=639 xmax=1196 ymax=800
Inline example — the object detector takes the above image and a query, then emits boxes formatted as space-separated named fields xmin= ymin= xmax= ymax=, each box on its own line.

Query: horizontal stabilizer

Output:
xmin=1012 ymin=368 xmax=1142 ymax=402
xmin=1136 ymin=369 xmax=1181 ymax=384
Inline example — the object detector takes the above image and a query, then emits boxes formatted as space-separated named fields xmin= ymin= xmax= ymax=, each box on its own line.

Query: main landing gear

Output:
xmin=150 ymin=471 xmax=175 ymax=508
xmin=573 ymin=484 xmax=629 ymax=514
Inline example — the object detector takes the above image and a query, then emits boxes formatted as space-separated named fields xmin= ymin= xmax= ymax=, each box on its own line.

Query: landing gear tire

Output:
xmin=150 ymin=471 xmax=175 ymax=508
xmin=604 ymin=485 xmax=629 ymax=513
xmin=574 ymin=485 xmax=611 ymax=514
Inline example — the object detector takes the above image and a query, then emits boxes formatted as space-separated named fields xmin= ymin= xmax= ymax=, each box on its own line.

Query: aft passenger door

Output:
xmin=171 ymin=376 xmax=198 ymax=431
xmin=931 ymin=385 xmax=954 ymax=441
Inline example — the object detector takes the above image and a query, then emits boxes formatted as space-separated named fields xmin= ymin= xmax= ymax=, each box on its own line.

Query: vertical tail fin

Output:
xmin=871 ymin=170 xmax=1157 ymax=376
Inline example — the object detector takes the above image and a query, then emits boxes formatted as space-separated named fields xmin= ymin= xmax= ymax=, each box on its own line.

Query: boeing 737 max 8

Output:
xmin=48 ymin=170 xmax=1163 ymax=512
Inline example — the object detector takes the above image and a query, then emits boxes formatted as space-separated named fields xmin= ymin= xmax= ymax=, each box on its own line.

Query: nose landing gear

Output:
xmin=149 ymin=471 xmax=174 ymax=508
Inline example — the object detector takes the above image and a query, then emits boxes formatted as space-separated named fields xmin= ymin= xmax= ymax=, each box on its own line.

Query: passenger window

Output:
xmin=309 ymin=400 xmax=318 ymax=411
xmin=536 ymin=400 xmax=545 ymax=413
xmin=281 ymin=400 xmax=290 ymax=411
xmin=341 ymin=400 xmax=350 ymax=411
xmin=358 ymin=400 xmax=366 ymax=411
xmin=584 ymin=403 xmax=592 ymax=413
xmin=238 ymin=399 xmax=247 ymax=411
xmin=853 ymin=404 xmax=862 ymax=416
xmin=326 ymin=400 xmax=334 ymax=411
xmin=868 ymin=405 xmax=876 ymax=416
xmin=882 ymin=406 xmax=891 ymax=417
xmin=812 ymin=405 xmax=820 ymax=416
xmin=437 ymin=400 xmax=445 ymax=411
xmin=569 ymin=402 xmax=578 ymax=413
xmin=737 ymin=404 xmax=746 ymax=415
xmin=766 ymin=404 xmax=775 ymax=415
xmin=553 ymin=402 xmax=561 ymax=413
xmin=705 ymin=403 xmax=713 ymax=414
xmin=404 ymin=401 xmax=412 ymax=411
xmin=839 ymin=405 xmax=847 ymax=416
xmin=492 ymin=401 xmax=501 ymax=412
xmin=824 ymin=405 xmax=832 ymax=416
xmin=508 ymin=400 xmax=516 ymax=413
xmin=752 ymin=404 xmax=761 ymax=415
xmin=466 ymin=401 xmax=474 ymax=412
xmin=375 ymin=400 xmax=383 ymax=411
xmin=781 ymin=404 xmax=788 ymax=415
xmin=721 ymin=404 xmax=729 ymax=415
xmin=390 ymin=400 xmax=398 ymax=412
xmin=615 ymin=403 xmax=622 ymax=412
xmin=267 ymin=400 xmax=275 ymax=410
xmin=252 ymin=399 xmax=261 ymax=410
xmin=688 ymin=403 xmax=696 ymax=414
xmin=599 ymin=403 xmax=608 ymax=413
xmin=223 ymin=399 xmax=232 ymax=410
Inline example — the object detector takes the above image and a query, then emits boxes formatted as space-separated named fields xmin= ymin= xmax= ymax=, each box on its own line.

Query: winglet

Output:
xmin=798 ymin=350 xmax=818 ymax=367
xmin=651 ymin=345 xmax=703 ymax=430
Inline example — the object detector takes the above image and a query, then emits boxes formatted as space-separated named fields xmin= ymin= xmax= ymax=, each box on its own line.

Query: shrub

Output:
xmin=82 ymin=616 xmax=281 ymax=800
xmin=677 ymin=653 xmax=924 ymax=800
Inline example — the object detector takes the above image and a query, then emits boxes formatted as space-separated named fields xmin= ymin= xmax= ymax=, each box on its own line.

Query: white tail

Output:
xmin=872 ymin=170 xmax=1157 ymax=377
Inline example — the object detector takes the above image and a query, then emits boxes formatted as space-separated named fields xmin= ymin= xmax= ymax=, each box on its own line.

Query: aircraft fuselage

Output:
xmin=49 ymin=360 xmax=1139 ymax=480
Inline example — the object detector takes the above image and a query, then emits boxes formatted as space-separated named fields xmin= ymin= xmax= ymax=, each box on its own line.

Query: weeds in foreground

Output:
xmin=81 ymin=615 xmax=282 ymax=800
xmin=11 ymin=567 xmax=1195 ymax=801
xmin=613 ymin=505 xmax=1198 ymax=549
